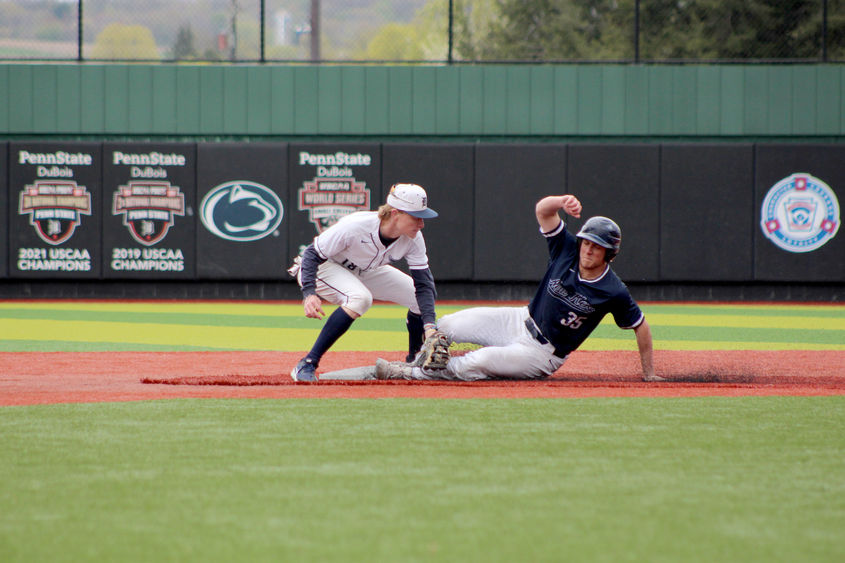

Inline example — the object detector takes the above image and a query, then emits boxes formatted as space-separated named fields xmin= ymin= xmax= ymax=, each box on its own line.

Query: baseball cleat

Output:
xmin=643 ymin=374 xmax=667 ymax=382
xmin=375 ymin=358 xmax=414 ymax=380
xmin=291 ymin=358 xmax=318 ymax=382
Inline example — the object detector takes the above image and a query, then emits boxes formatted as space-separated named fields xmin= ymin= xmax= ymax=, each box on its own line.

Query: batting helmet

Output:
xmin=576 ymin=216 xmax=621 ymax=262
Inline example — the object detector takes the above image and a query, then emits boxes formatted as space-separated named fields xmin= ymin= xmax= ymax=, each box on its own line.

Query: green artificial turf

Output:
xmin=1 ymin=397 xmax=843 ymax=562
xmin=2 ymin=301 xmax=842 ymax=352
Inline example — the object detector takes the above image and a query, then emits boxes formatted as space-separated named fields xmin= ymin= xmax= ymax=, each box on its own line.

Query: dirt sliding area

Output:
xmin=2 ymin=349 xmax=843 ymax=406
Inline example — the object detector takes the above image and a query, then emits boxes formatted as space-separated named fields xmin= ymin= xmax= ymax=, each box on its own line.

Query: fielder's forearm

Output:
xmin=411 ymin=267 xmax=437 ymax=327
xmin=299 ymin=244 xmax=326 ymax=297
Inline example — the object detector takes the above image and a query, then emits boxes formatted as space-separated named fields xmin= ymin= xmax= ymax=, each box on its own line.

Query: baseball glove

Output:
xmin=411 ymin=331 xmax=450 ymax=371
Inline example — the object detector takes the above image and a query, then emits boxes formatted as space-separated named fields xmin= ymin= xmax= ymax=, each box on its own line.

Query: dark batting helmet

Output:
xmin=576 ymin=216 xmax=621 ymax=262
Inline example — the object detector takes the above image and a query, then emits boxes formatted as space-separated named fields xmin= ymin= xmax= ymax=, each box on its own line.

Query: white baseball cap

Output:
xmin=386 ymin=183 xmax=439 ymax=218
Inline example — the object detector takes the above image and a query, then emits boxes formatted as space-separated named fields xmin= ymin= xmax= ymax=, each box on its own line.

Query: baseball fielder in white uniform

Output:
xmin=289 ymin=183 xmax=440 ymax=381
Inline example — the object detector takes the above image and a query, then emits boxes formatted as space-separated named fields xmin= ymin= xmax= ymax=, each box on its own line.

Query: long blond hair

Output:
xmin=377 ymin=204 xmax=394 ymax=222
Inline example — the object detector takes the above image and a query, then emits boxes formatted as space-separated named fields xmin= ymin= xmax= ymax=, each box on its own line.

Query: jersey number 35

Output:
xmin=560 ymin=312 xmax=586 ymax=330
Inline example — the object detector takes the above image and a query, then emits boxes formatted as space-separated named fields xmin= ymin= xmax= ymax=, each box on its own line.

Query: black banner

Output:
xmin=567 ymin=144 xmax=660 ymax=281
xmin=102 ymin=142 xmax=196 ymax=279
xmin=382 ymin=144 xmax=474 ymax=280
xmin=660 ymin=144 xmax=754 ymax=281
xmin=474 ymin=144 xmax=567 ymax=281
xmin=8 ymin=141 xmax=102 ymax=279
xmin=196 ymin=142 xmax=288 ymax=279
xmin=0 ymin=143 xmax=6 ymax=279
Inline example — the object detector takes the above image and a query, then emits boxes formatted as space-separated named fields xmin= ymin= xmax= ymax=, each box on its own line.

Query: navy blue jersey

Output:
xmin=527 ymin=221 xmax=644 ymax=357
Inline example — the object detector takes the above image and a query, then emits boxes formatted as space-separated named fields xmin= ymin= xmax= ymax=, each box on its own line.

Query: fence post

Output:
xmin=260 ymin=0 xmax=265 ymax=62
xmin=634 ymin=0 xmax=640 ymax=63
xmin=448 ymin=0 xmax=454 ymax=64
xmin=822 ymin=0 xmax=828 ymax=61
xmin=78 ymin=0 xmax=84 ymax=61
xmin=310 ymin=0 xmax=321 ymax=62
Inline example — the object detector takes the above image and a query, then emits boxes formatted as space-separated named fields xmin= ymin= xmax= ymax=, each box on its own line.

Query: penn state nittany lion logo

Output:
xmin=112 ymin=181 xmax=185 ymax=246
xmin=19 ymin=180 xmax=92 ymax=245
xmin=760 ymin=173 xmax=840 ymax=253
xmin=200 ymin=181 xmax=284 ymax=241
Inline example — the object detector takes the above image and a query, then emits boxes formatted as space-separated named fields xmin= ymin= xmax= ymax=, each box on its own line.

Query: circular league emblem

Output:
xmin=760 ymin=173 xmax=840 ymax=253
xmin=200 ymin=181 xmax=284 ymax=242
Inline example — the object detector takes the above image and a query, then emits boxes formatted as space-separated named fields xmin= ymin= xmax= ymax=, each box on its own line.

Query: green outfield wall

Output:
xmin=1 ymin=63 xmax=843 ymax=138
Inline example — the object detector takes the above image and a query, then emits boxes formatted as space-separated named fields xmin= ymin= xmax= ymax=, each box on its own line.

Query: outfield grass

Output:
xmin=1 ymin=397 xmax=843 ymax=562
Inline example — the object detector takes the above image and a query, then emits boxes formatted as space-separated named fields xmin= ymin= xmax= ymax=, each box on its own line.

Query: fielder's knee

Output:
xmin=345 ymin=290 xmax=373 ymax=317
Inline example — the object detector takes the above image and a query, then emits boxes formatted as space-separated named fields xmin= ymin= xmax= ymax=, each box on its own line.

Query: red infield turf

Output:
xmin=1 ymin=350 xmax=843 ymax=406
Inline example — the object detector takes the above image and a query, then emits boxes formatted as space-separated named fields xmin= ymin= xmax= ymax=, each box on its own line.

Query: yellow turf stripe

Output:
xmin=0 ymin=301 xmax=300 ymax=317
xmin=2 ymin=302 xmax=842 ymax=323
xmin=644 ymin=304 xmax=845 ymax=313
xmin=0 ymin=319 xmax=406 ymax=351
xmin=0 ymin=301 xmax=419 ymax=320
xmin=620 ymin=314 xmax=844 ymax=331
xmin=579 ymin=338 xmax=843 ymax=351
xmin=3 ymin=318 xmax=841 ymax=352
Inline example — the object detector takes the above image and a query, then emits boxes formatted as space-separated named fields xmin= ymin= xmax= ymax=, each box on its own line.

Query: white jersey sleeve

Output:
xmin=312 ymin=218 xmax=353 ymax=260
xmin=404 ymin=234 xmax=429 ymax=270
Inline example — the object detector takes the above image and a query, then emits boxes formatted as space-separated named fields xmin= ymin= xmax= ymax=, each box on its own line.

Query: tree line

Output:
xmin=447 ymin=0 xmax=843 ymax=62
xmin=4 ymin=0 xmax=841 ymax=62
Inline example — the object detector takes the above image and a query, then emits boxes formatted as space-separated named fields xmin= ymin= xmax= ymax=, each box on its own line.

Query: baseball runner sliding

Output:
xmin=376 ymin=194 xmax=665 ymax=382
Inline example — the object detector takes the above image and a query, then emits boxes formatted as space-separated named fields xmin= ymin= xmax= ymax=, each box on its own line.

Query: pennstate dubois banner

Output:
xmin=8 ymin=141 xmax=102 ymax=279
xmin=102 ymin=142 xmax=196 ymax=279
xmin=288 ymin=143 xmax=381 ymax=259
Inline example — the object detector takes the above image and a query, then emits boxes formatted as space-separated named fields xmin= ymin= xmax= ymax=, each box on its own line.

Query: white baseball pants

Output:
xmin=436 ymin=306 xmax=567 ymax=381
xmin=303 ymin=261 xmax=419 ymax=317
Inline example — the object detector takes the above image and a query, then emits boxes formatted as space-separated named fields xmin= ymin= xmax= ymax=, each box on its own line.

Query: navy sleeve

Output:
xmin=545 ymin=220 xmax=577 ymax=263
xmin=299 ymin=243 xmax=326 ymax=297
xmin=410 ymin=267 xmax=437 ymax=326
xmin=611 ymin=291 xmax=644 ymax=329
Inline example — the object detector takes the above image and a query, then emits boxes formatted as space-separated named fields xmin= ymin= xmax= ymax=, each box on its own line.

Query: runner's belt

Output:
xmin=524 ymin=318 xmax=566 ymax=358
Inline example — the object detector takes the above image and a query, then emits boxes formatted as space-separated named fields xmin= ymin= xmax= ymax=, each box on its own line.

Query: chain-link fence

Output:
xmin=1 ymin=0 xmax=842 ymax=63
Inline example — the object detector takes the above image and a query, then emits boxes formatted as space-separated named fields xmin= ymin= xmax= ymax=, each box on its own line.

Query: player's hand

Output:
xmin=303 ymin=294 xmax=325 ymax=319
xmin=561 ymin=195 xmax=581 ymax=218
